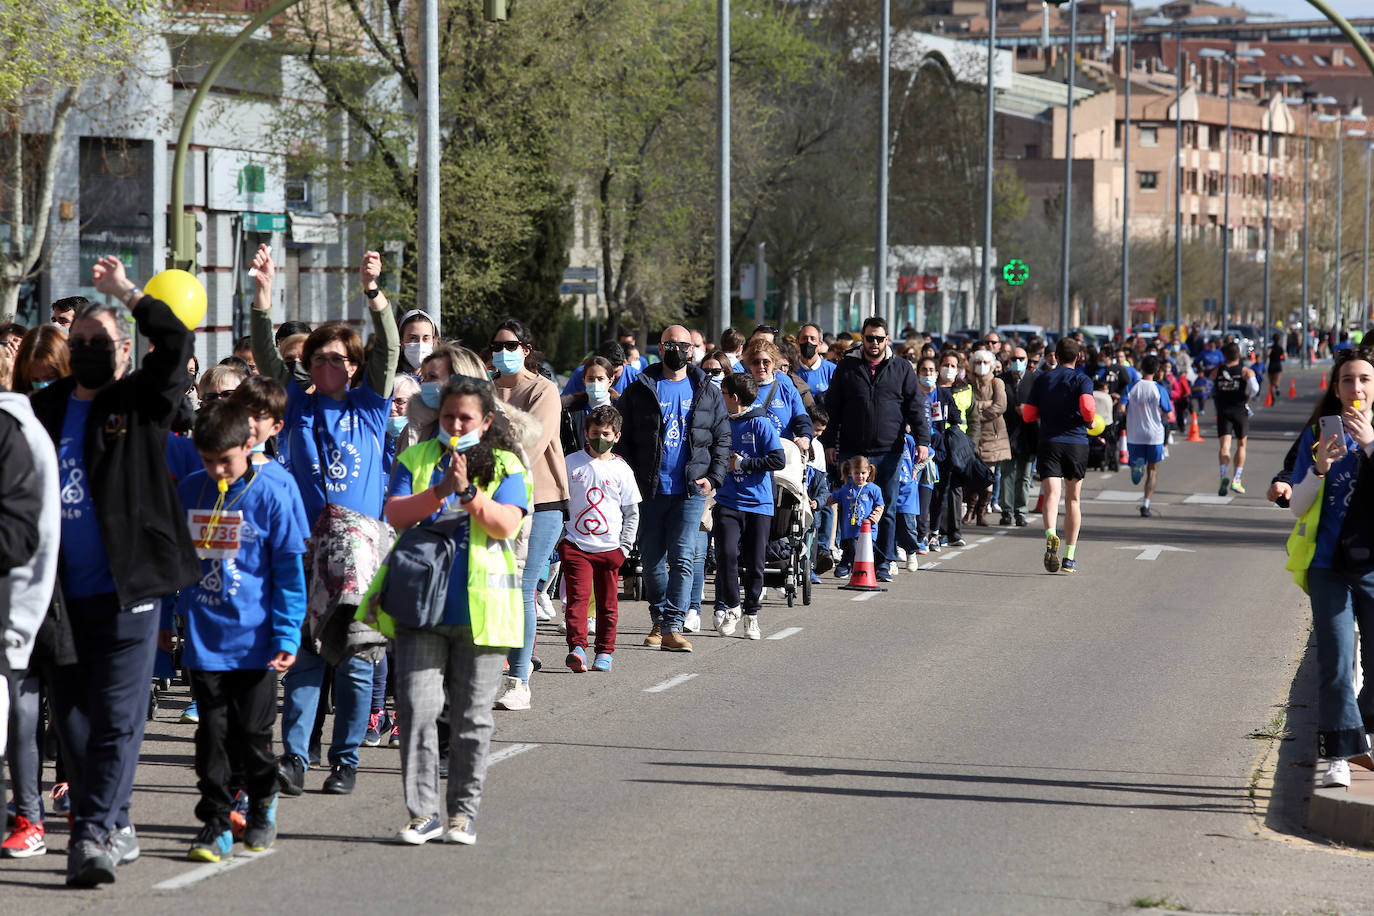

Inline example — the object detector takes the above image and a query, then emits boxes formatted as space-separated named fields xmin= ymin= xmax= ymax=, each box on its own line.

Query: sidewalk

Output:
xmin=1310 ymin=766 xmax=1374 ymax=847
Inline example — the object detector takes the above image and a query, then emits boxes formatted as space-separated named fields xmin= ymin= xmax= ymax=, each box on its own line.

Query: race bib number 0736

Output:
xmin=188 ymin=509 xmax=243 ymax=559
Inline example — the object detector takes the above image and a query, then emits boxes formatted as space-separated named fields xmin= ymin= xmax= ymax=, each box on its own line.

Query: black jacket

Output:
xmin=31 ymin=295 xmax=201 ymax=608
xmin=821 ymin=352 xmax=930 ymax=456
xmin=614 ymin=363 xmax=730 ymax=498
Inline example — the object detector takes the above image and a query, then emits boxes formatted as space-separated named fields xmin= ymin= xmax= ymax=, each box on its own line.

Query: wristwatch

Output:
xmin=458 ymin=483 xmax=477 ymax=504
xmin=364 ymin=286 xmax=381 ymax=299
xmin=120 ymin=286 xmax=143 ymax=307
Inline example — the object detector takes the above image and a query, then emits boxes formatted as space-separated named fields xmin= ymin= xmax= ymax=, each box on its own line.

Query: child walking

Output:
xmin=831 ymin=456 xmax=884 ymax=578
xmin=175 ymin=400 xmax=307 ymax=862
xmin=714 ymin=373 xmax=785 ymax=639
xmin=561 ymin=405 xmax=641 ymax=672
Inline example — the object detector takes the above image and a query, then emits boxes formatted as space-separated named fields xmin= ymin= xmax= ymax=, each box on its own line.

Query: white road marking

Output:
xmin=921 ymin=562 xmax=942 ymax=570
xmin=976 ymin=536 xmax=995 ymax=544
xmin=153 ymin=849 xmax=277 ymax=891
xmin=1114 ymin=544 xmax=1196 ymax=561
xmin=1099 ymin=472 xmax=1114 ymax=480
xmin=995 ymin=530 xmax=1009 ymax=535
xmin=767 ymin=627 xmax=803 ymax=640
xmin=851 ymin=591 xmax=879 ymax=602
xmin=1184 ymin=493 xmax=1235 ymax=505
xmin=488 ymin=742 xmax=540 ymax=765
xmin=1095 ymin=489 xmax=1143 ymax=502
xmin=1282 ymin=430 xmax=1298 ymax=437
xmin=644 ymin=673 xmax=698 ymax=693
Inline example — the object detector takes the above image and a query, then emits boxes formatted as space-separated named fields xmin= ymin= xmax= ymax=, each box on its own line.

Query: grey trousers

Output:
xmin=999 ymin=455 xmax=1034 ymax=519
xmin=6 ymin=673 xmax=43 ymax=821
xmin=394 ymin=625 xmax=506 ymax=821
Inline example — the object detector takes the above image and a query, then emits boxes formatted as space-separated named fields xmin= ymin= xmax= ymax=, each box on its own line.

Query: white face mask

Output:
xmin=973 ymin=363 xmax=991 ymax=376
xmin=919 ymin=374 xmax=936 ymax=389
xmin=692 ymin=346 xmax=706 ymax=365
xmin=404 ymin=341 xmax=433 ymax=368
xmin=939 ymin=366 xmax=958 ymax=382
xmin=587 ymin=380 xmax=610 ymax=404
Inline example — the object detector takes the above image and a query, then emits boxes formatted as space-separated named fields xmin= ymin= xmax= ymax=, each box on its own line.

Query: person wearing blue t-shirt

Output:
xmin=830 ymin=456 xmax=884 ymax=578
xmin=895 ymin=432 xmax=924 ymax=571
xmin=793 ymin=324 xmax=835 ymax=396
xmin=175 ymin=401 xmax=307 ymax=862
xmin=1023 ymin=337 xmax=1095 ymax=574
xmin=247 ymin=244 xmax=399 ymax=798
xmin=380 ymin=377 xmax=528 ymax=846
xmin=561 ymin=340 xmax=640 ymax=397
xmin=741 ymin=339 xmax=814 ymax=448
xmin=1122 ymin=355 xmax=1176 ymax=518
xmin=713 ymin=373 xmax=785 ymax=639
xmin=1288 ymin=351 xmax=1374 ymax=788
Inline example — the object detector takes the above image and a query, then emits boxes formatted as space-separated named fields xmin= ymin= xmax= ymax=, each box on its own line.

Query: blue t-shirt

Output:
xmin=283 ymin=379 xmax=392 ymax=524
xmin=655 ymin=377 xmax=694 ymax=496
xmin=562 ymin=362 xmax=640 ymax=396
xmin=896 ymin=434 xmax=921 ymax=514
xmin=835 ymin=481 xmax=883 ymax=541
xmin=1293 ymin=425 xmax=1362 ymax=570
xmin=175 ymin=468 xmax=308 ymax=671
xmin=717 ymin=415 xmax=781 ymax=516
xmin=256 ymin=458 xmax=313 ymax=539
xmin=751 ymin=374 xmax=811 ymax=441
xmin=794 ymin=358 xmax=835 ymax=396
xmin=58 ymin=396 xmax=117 ymax=599
xmin=1027 ymin=366 xmax=1093 ymax=444
xmin=166 ymin=432 xmax=203 ymax=482
xmin=387 ymin=452 xmax=528 ymax=626
xmin=1197 ymin=350 xmax=1225 ymax=372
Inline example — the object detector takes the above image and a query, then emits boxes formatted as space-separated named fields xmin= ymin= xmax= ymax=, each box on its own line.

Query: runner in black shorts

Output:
xmin=1023 ymin=337 xmax=1095 ymax=574
xmin=1211 ymin=341 xmax=1257 ymax=495
xmin=1266 ymin=333 xmax=1285 ymax=405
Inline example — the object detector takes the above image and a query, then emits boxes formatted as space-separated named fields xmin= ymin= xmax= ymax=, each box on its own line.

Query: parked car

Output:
xmin=995 ymin=323 xmax=1046 ymax=344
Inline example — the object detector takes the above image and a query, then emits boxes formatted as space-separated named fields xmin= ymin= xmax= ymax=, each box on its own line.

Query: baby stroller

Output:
xmin=1086 ymin=420 xmax=1119 ymax=472
xmin=762 ymin=440 xmax=815 ymax=608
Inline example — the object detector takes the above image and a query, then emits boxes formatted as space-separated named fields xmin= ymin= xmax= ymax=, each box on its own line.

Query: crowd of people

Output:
xmin=0 ymin=245 xmax=1311 ymax=886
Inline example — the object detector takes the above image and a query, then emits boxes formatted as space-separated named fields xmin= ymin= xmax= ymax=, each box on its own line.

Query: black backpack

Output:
xmin=381 ymin=515 xmax=467 ymax=629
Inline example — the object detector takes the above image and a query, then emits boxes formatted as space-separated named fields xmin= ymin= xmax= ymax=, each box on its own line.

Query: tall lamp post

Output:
xmin=1317 ymin=115 xmax=1363 ymax=339
xmin=980 ymin=0 xmax=999 ymax=337
xmin=1118 ymin=3 xmax=1132 ymax=342
xmin=1363 ymin=138 xmax=1373 ymax=329
xmin=1285 ymin=93 xmax=1338 ymax=367
xmin=876 ymin=0 xmax=891 ymax=328
xmin=1057 ymin=0 xmax=1079 ymax=337
xmin=1198 ymin=46 xmax=1263 ymax=337
xmin=1143 ymin=15 xmax=1183 ymax=334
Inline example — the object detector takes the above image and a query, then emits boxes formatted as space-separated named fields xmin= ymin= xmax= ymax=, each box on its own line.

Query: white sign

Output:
xmin=208 ymin=149 xmax=285 ymax=212
xmin=1114 ymin=544 xmax=1195 ymax=561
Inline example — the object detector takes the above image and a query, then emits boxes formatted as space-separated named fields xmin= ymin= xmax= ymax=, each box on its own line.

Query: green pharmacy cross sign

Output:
xmin=1002 ymin=259 xmax=1029 ymax=286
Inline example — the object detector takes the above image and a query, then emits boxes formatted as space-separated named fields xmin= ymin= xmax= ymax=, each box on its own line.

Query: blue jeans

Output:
xmin=812 ymin=504 xmax=834 ymax=561
xmin=639 ymin=491 xmax=705 ymax=633
xmin=839 ymin=450 xmax=903 ymax=575
xmin=1309 ymin=567 xmax=1374 ymax=759
xmin=508 ymin=509 xmax=563 ymax=683
xmin=690 ymin=528 xmax=709 ymax=612
xmin=281 ymin=650 xmax=372 ymax=769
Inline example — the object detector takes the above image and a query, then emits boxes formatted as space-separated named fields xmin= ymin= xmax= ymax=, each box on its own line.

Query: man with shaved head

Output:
xmin=614 ymin=326 xmax=730 ymax=652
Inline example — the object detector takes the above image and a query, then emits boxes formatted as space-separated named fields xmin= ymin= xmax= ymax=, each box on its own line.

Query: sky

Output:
xmin=1237 ymin=1 xmax=1370 ymax=19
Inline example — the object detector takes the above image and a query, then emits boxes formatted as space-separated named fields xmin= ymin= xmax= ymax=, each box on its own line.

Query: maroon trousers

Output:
xmin=558 ymin=541 xmax=624 ymax=655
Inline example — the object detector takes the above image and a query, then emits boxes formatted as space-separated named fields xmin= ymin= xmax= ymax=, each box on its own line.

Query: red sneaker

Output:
xmin=1 ymin=815 xmax=46 ymax=858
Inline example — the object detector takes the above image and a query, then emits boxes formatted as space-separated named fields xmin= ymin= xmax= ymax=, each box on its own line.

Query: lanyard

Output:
xmin=197 ymin=466 xmax=258 ymax=550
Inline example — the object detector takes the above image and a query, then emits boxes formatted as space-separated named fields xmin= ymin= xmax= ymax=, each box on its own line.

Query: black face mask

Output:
xmin=799 ymin=342 xmax=818 ymax=360
xmin=661 ymin=346 xmax=689 ymax=372
xmin=71 ymin=345 xmax=117 ymax=389
xmin=284 ymin=359 xmax=313 ymax=389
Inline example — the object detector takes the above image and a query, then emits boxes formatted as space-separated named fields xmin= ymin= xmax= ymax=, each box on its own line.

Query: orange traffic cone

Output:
xmin=1288 ymin=378 xmax=1298 ymax=399
xmin=1320 ymin=373 xmax=1328 ymax=391
xmin=1186 ymin=410 xmax=1205 ymax=442
xmin=839 ymin=521 xmax=886 ymax=591
xmin=1264 ymin=387 xmax=1274 ymax=407
xmin=1034 ymin=491 xmax=1045 ymax=514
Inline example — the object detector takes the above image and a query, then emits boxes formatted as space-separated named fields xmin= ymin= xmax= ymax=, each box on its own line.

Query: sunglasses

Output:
xmin=490 ymin=340 xmax=523 ymax=352
xmin=864 ymin=335 xmax=887 ymax=344
xmin=662 ymin=342 xmax=692 ymax=353
xmin=200 ymin=390 xmax=235 ymax=403
xmin=704 ymin=368 xmax=724 ymax=378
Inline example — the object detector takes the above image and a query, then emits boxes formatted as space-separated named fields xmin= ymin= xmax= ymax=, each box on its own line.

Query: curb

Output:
xmin=1309 ymin=766 xmax=1374 ymax=848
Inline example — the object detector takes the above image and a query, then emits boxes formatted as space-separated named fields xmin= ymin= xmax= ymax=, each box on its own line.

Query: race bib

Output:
xmin=188 ymin=509 xmax=243 ymax=559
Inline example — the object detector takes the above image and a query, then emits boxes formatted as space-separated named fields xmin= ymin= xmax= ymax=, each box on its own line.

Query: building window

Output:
xmin=1024 ymin=144 xmax=1039 ymax=159
xmin=1139 ymin=171 xmax=1159 ymax=190
xmin=1140 ymin=126 xmax=1158 ymax=147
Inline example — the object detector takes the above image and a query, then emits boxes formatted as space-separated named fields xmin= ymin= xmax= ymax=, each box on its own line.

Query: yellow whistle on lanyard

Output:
xmin=217 ymin=478 xmax=229 ymax=494
xmin=1356 ymin=400 xmax=1364 ymax=411
xmin=450 ymin=435 xmax=460 ymax=451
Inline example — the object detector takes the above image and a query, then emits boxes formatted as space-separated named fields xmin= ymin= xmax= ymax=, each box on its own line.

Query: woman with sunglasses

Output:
xmin=487 ymin=319 xmax=568 ymax=711
xmin=1289 ymin=347 xmax=1374 ymax=789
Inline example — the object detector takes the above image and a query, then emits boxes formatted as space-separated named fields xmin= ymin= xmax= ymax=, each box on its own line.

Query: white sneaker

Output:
xmin=493 ymin=676 xmax=530 ymax=711
xmin=684 ymin=609 xmax=701 ymax=633
xmin=395 ymin=813 xmax=443 ymax=845
xmin=556 ymin=617 xmax=567 ymax=634
xmin=759 ymin=587 xmax=768 ymax=600
xmin=535 ymin=590 xmax=555 ymax=622
xmin=1321 ymin=758 xmax=1352 ymax=788
xmin=588 ymin=616 xmax=596 ymax=635
xmin=716 ymin=606 xmax=741 ymax=637
xmin=896 ymin=548 xmax=907 ymax=562
xmin=906 ymin=554 xmax=920 ymax=572
xmin=713 ymin=609 xmax=726 ymax=630
xmin=743 ymin=616 xmax=761 ymax=640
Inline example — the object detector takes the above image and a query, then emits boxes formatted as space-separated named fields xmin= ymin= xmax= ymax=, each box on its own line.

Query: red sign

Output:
xmin=898 ymin=275 xmax=940 ymax=293
xmin=1129 ymin=297 xmax=1157 ymax=312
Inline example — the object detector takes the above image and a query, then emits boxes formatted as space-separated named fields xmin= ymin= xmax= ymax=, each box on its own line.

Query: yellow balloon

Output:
xmin=144 ymin=269 xmax=207 ymax=330
xmin=1087 ymin=414 xmax=1106 ymax=437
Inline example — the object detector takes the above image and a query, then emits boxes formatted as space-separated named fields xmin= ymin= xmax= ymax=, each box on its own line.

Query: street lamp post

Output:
xmin=1141 ymin=15 xmax=1183 ymax=334
xmin=1198 ymin=47 xmax=1263 ymax=337
xmin=1364 ymin=139 xmax=1373 ymax=328
xmin=876 ymin=0 xmax=891 ymax=327
xmin=980 ymin=0 xmax=999 ymax=337
xmin=1317 ymin=113 xmax=1360 ymax=340
xmin=1286 ymin=93 xmax=1338 ymax=367
xmin=1058 ymin=0 xmax=1079 ymax=337
xmin=1119 ymin=3 xmax=1132 ymax=342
